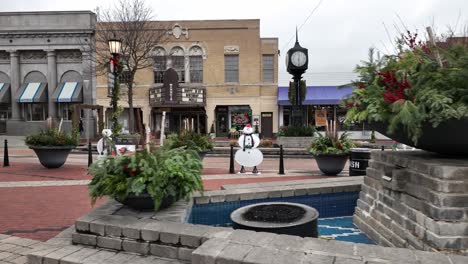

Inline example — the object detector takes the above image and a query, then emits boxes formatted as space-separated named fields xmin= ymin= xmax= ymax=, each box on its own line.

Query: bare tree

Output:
xmin=95 ymin=0 xmax=167 ymax=134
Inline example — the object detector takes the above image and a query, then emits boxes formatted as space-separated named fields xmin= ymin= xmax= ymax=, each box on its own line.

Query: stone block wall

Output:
xmin=354 ymin=150 xmax=468 ymax=254
xmin=276 ymin=137 xmax=313 ymax=149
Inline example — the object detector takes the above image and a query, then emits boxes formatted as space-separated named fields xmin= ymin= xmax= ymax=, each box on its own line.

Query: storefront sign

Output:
xmin=315 ymin=110 xmax=327 ymax=127
xmin=252 ymin=115 xmax=260 ymax=126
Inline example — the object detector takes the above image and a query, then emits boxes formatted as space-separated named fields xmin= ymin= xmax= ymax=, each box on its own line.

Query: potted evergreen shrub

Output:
xmin=344 ymin=30 xmax=468 ymax=155
xmin=309 ymin=121 xmax=355 ymax=175
xmin=25 ymin=129 xmax=79 ymax=169
xmin=165 ymin=130 xmax=214 ymax=160
xmin=88 ymin=148 xmax=203 ymax=211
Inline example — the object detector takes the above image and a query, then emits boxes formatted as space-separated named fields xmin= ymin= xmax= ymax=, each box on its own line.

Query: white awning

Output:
xmin=17 ymin=82 xmax=48 ymax=103
xmin=53 ymin=82 xmax=83 ymax=103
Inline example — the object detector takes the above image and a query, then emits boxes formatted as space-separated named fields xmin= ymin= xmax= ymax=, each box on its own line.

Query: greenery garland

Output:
xmin=288 ymin=80 xmax=307 ymax=105
xmin=109 ymin=58 xmax=123 ymax=135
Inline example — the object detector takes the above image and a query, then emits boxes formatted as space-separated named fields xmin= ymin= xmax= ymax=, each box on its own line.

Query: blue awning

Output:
xmin=16 ymin=82 xmax=48 ymax=103
xmin=278 ymin=86 xmax=354 ymax=105
xmin=52 ymin=82 xmax=83 ymax=103
xmin=0 ymin=83 xmax=11 ymax=103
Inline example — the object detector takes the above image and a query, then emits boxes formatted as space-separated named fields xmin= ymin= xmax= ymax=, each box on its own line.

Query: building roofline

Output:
xmin=0 ymin=10 xmax=95 ymax=16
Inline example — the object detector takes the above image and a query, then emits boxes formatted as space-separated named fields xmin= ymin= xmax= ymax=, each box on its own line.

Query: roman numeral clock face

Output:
xmin=291 ymin=51 xmax=307 ymax=67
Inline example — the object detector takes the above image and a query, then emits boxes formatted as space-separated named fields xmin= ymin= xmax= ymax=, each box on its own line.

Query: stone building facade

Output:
xmin=96 ymin=19 xmax=278 ymax=137
xmin=0 ymin=11 xmax=96 ymax=136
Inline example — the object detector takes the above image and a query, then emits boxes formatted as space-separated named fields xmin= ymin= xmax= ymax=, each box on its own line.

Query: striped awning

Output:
xmin=0 ymin=83 xmax=11 ymax=103
xmin=17 ymin=82 xmax=48 ymax=103
xmin=52 ymin=82 xmax=83 ymax=103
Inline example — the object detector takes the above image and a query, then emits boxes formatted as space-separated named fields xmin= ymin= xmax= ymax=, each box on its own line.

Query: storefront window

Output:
xmin=23 ymin=103 xmax=47 ymax=121
xmin=58 ymin=103 xmax=73 ymax=120
xmin=230 ymin=111 xmax=251 ymax=130
xmin=0 ymin=104 xmax=11 ymax=120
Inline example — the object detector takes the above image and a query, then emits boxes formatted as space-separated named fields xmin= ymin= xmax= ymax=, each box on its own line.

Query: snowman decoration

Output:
xmin=96 ymin=129 xmax=113 ymax=157
xmin=235 ymin=124 xmax=263 ymax=174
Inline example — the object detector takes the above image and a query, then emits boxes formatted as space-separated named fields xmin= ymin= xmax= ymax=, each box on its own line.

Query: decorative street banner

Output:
xmin=315 ymin=109 xmax=327 ymax=127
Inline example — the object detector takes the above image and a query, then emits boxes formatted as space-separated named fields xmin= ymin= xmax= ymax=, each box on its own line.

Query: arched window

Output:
xmin=170 ymin=47 xmax=185 ymax=83
xmin=153 ymin=47 xmax=166 ymax=84
xmin=189 ymin=46 xmax=203 ymax=83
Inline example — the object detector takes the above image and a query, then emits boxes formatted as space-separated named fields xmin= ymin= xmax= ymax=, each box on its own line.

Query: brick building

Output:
xmin=96 ymin=19 xmax=279 ymax=138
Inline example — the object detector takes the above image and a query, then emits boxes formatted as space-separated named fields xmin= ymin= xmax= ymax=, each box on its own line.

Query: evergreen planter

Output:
xmin=116 ymin=193 xmax=175 ymax=211
xmin=371 ymin=118 xmax=468 ymax=156
xmin=314 ymin=154 xmax=348 ymax=176
xmin=29 ymin=146 xmax=75 ymax=169
xmin=277 ymin=137 xmax=313 ymax=149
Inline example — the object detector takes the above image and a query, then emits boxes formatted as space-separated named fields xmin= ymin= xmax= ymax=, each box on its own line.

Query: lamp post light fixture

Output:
xmin=108 ymin=36 xmax=122 ymax=133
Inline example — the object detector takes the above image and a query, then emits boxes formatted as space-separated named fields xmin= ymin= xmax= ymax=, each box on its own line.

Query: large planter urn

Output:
xmin=29 ymin=146 xmax=75 ymax=169
xmin=116 ymin=193 xmax=175 ymax=211
xmin=371 ymin=118 xmax=468 ymax=156
xmin=314 ymin=153 xmax=348 ymax=176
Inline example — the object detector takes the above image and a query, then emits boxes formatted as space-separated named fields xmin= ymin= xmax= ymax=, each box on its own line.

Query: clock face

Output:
xmin=291 ymin=51 xmax=307 ymax=67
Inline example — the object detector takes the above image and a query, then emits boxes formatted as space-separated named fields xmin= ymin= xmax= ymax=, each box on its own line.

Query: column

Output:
xmin=46 ymin=49 xmax=57 ymax=119
xmin=9 ymin=50 xmax=21 ymax=120
xmin=184 ymin=55 xmax=190 ymax=83
xmin=81 ymin=48 xmax=94 ymax=105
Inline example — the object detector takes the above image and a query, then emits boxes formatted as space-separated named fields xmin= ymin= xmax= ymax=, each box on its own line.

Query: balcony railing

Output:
xmin=149 ymin=85 xmax=206 ymax=107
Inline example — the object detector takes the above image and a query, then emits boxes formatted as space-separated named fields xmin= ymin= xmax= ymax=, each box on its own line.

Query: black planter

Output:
xmin=117 ymin=193 xmax=175 ymax=211
xmin=198 ymin=150 xmax=211 ymax=161
xmin=371 ymin=119 xmax=468 ymax=156
xmin=29 ymin=146 xmax=74 ymax=169
xmin=314 ymin=154 xmax=348 ymax=176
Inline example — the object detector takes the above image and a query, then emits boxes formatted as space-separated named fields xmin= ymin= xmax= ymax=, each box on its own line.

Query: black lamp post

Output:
xmin=108 ymin=37 xmax=122 ymax=133
xmin=286 ymin=30 xmax=308 ymax=126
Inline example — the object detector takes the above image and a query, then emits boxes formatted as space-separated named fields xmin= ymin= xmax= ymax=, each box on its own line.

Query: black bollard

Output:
xmin=279 ymin=145 xmax=284 ymax=175
xmin=3 ymin=139 xmax=9 ymax=167
xmin=229 ymin=145 xmax=235 ymax=174
xmin=381 ymin=145 xmax=385 ymax=151
xmin=88 ymin=141 xmax=93 ymax=167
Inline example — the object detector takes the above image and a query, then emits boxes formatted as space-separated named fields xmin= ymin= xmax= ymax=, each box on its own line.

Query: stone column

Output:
xmin=184 ymin=55 xmax=190 ymax=83
xmin=46 ymin=49 xmax=57 ymax=119
xmin=81 ymin=48 xmax=94 ymax=105
xmin=9 ymin=50 xmax=21 ymax=120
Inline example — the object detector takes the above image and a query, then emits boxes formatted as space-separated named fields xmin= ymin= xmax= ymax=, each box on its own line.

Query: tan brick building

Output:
xmin=96 ymin=19 xmax=278 ymax=137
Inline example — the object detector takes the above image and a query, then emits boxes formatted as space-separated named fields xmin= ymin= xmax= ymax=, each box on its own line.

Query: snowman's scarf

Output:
xmin=243 ymin=134 xmax=255 ymax=152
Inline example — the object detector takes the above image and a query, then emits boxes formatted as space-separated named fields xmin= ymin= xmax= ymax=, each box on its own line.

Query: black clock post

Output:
xmin=286 ymin=31 xmax=308 ymax=126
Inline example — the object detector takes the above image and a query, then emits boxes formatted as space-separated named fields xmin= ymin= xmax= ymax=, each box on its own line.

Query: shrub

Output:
xmin=165 ymin=131 xmax=214 ymax=152
xmin=25 ymin=128 xmax=79 ymax=147
xmin=309 ymin=122 xmax=355 ymax=155
xmin=277 ymin=125 xmax=316 ymax=137
xmin=88 ymin=148 xmax=203 ymax=210
xmin=259 ymin=139 xmax=273 ymax=148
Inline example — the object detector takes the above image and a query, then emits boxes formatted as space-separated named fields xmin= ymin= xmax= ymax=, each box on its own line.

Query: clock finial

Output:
xmin=295 ymin=26 xmax=298 ymax=44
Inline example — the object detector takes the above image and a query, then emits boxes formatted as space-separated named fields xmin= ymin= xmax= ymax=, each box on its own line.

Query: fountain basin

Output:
xmin=230 ymin=202 xmax=319 ymax=237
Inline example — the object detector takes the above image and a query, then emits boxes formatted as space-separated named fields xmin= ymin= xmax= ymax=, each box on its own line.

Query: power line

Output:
xmin=280 ymin=0 xmax=325 ymax=52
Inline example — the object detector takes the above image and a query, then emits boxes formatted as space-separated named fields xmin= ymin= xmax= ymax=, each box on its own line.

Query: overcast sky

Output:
xmin=2 ymin=0 xmax=467 ymax=85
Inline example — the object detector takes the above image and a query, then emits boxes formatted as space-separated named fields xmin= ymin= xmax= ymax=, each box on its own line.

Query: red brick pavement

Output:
xmin=0 ymin=185 xmax=106 ymax=241
xmin=0 ymin=163 xmax=91 ymax=182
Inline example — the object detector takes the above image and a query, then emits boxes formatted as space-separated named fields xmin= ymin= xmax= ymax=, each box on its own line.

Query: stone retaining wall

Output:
xmin=276 ymin=136 xmax=313 ymax=149
xmin=29 ymin=177 xmax=468 ymax=263
xmin=354 ymin=150 xmax=468 ymax=254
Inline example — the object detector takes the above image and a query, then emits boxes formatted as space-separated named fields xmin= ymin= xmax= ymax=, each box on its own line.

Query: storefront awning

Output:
xmin=0 ymin=83 xmax=11 ymax=103
xmin=52 ymin=82 xmax=83 ymax=103
xmin=17 ymin=82 xmax=48 ymax=103
xmin=277 ymin=86 xmax=354 ymax=106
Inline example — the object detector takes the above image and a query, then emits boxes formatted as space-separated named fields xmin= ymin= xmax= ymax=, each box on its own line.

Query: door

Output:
xmin=216 ymin=112 xmax=228 ymax=137
xmin=261 ymin=112 xmax=273 ymax=138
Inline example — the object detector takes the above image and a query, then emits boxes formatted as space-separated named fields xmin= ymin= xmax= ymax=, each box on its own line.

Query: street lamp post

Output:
xmin=108 ymin=37 xmax=122 ymax=133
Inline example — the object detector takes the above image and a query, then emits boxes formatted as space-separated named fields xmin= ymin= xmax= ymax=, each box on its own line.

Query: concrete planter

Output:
xmin=117 ymin=193 xmax=175 ymax=211
xmin=29 ymin=145 xmax=75 ymax=169
xmin=314 ymin=153 xmax=348 ymax=176
xmin=277 ymin=136 xmax=313 ymax=149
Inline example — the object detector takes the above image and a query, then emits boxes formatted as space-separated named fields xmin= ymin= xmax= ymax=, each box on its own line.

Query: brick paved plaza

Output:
xmin=0 ymin=147 xmax=331 ymax=242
